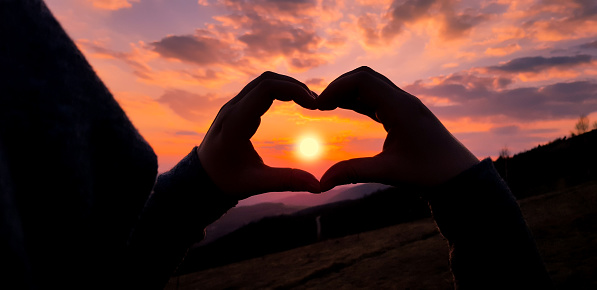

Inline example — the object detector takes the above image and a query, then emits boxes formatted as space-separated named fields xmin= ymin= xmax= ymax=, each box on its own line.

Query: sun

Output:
xmin=298 ymin=137 xmax=320 ymax=159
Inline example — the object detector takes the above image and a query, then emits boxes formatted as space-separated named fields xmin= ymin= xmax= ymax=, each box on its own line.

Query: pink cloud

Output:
xmin=407 ymin=76 xmax=597 ymax=122
xmin=147 ymin=1 xmax=329 ymax=72
xmin=351 ymin=0 xmax=492 ymax=46
xmin=485 ymin=43 xmax=521 ymax=56
xmin=151 ymin=30 xmax=241 ymax=66
xmin=156 ymin=89 xmax=227 ymax=122
xmin=89 ymin=0 xmax=139 ymax=10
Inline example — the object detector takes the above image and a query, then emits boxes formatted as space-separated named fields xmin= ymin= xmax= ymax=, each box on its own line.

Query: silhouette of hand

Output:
xmin=198 ymin=72 xmax=321 ymax=199
xmin=317 ymin=67 xmax=479 ymax=192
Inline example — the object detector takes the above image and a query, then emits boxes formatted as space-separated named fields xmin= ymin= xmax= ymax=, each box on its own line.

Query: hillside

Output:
xmin=198 ymin=203 xmax=305 ymax=245
xmin=494 ymin=128 xmax=597 ymax=199
xmin=267 ymin=183 xmax=389 ymax=207
xmin=177 ymin=185 xmax=429 ymax=274
xmin=197 ymin=183 xmax=390 ymax=245
xmin=167 ymin=181 xmax=597 ymax=289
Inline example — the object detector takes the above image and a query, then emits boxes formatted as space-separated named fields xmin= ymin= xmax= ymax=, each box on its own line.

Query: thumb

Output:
xmin=253 ymin=166 xmax=321 ymax=194
xmin=320 ymin=156 xmax=388 ymax=192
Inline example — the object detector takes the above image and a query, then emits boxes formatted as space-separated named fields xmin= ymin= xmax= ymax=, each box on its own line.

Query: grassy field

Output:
xmin=166 ymin=181 xmax=597 ymax=289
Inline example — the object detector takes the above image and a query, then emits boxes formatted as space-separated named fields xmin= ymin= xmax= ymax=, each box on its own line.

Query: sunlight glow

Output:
xmin=298 ymin=137 xmax=320 ymax=160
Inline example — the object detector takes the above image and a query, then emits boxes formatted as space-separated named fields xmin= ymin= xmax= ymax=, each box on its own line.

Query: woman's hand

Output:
xmin=198 ymin=72 xmax=321 ymax=199
xmin=317 ymin=66 xmax=479 ymax=191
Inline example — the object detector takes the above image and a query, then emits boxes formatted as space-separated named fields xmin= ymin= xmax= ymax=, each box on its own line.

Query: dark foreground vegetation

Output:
xmin=172 ymin=129 xmax=597 ymax=288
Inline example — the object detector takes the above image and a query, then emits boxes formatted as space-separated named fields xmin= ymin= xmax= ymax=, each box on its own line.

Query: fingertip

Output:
xmin=291 ymin=169 xmax=321 ymax=193
xmin=319 ymin=162 xmax=349 ymax=192
xmin=320 ymin=157 xmax=382 ymax=191
xmin=292 ymin=86 xmax=318 ymax=110
xmin=315 ymin=90 xmax=338 ymax=111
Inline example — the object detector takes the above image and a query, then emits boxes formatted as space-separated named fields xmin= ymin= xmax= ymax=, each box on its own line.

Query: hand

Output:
xmin=317 ymin=66 xmax=479 ymax=192
xmin=198 ymin=72 xmax=321 ymax=199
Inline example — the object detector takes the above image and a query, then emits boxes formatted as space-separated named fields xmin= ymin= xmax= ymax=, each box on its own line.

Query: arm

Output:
xmin=317 ymin=66 xmax=553 ymax=289
xmin=125 ymin=147 xmax=237 ymax=289
xmin=427 ymin=159 xmax=554 ymax=289
xmin=125 ymin=72 xmax=321 ymax=289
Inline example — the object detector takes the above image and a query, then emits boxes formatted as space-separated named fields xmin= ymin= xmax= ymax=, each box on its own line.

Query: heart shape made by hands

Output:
xmin=198 ymin=67 xmax=480 ymax=200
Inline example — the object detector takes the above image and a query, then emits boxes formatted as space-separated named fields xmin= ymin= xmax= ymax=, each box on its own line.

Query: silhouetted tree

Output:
xmin=499 ymin=145 xmax=510 ymax=182
xmin=499 ymin=146 xmax=511 ymax=159
xmin=575 ymin=114 xmax=589 ymax=135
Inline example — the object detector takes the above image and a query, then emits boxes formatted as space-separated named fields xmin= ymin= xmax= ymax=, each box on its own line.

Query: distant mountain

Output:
xmin=198 ymin=183 xmax=390 ymax=245
xmin=325 ymin=183 xmax=390 ymax=203
xmin=269 ymin=183 xmax=390 ymax=207
xmin=267 ymin=186 xmax=346 ymax=207
xmin=198 ymin=202 xmax=305 ymax=245
xmin=179 ymin=185 xmax=430 ymax=274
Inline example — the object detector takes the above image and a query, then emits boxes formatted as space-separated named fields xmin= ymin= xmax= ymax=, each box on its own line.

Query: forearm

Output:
xmin=126 ymin=147 xmax=237 ymax=289
xmin=426 ymin=159 xmax=553 ymax=289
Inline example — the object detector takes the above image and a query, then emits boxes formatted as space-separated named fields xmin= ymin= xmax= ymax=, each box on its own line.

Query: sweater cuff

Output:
xmin=147 ymin=146 xmax=238 ymax=241
xmin=423 ymin=158 xmax=523 ymax=242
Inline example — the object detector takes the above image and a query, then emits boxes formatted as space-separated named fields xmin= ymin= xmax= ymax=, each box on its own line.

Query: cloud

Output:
xmin=151 ymin=31 xmax=241 ymax=65
xmin=254 ymin=139 xmax=293 ymax=152
xmin=304 ymin=77 xmax=328 ymax=92
xmin=221 ymin=0 xmax=318 ymax=17
xmin=378 ymin=0 xmax=490 ymax=42
xmin=404 ymin=51 xmax=597 ymax=121
xmin=524 ymin=0 xmax=597 ymax=41
xmin=305 ymin=78 xmax=326 ymax=86
xmin=453 ymin=127 xmax=560 ymax=158
xmin=485 ymin=43 xmax=521 ymax=56
xmin=579 ymin=40 xmax=597 ymax=49
xmin=490 ymin=125 xmax=520 ymax=135
xmin=156 ymin=89 xmax=227 ymax=122
xmin=323 ymin=29 xmax=348 ymax=48
xmin=381 ymin=0 xmax=436 ymax=40
xmin=331 ymin=136 xmax=385 ymax=154
xmin=408 ymin=77 xmax=597 ymax=121
xmin=77 ymin=39 xmax=234 ymax=88
xmin=357 ymin=13 xmax=382 ymax=46
xmin=441 ymin=7 xmax=489 ymax=39
xmin=90 ymin=0 xmax=139 ymax=10
xmin=487 ymin=55 xmax=593 ymax=73
xmin=406 ymin=72 xmax=513 ymax=104
xmin=234 ymin=14 xmax=322 ymax=60
xmin=175 ymin=130 xmax=202 ymax=136
xmin=77 ymin=39 xmax=152 ymax=78
xmin=148 ymin=0 xmax=328 ymax=72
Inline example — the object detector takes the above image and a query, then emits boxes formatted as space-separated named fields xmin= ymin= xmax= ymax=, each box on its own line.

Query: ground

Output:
xmin=166 ymin=181 xmax=597 ymax=289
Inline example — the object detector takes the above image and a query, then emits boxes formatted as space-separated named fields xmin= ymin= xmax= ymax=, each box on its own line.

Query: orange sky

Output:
xmin=45 ymin=0 xmax=597 ymax=182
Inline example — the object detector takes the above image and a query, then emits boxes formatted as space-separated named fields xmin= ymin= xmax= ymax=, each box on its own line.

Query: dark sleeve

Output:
xmin=125 ymin=146 xmax=238 ymax=289
xmin=425 ymin=159 xmax=554 ymax=289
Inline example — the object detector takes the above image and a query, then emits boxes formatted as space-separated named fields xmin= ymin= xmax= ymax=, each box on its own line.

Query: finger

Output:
xmin=228 ymin=71 xmax=316 ymax=106
xmin=317 ymin=69 xmax=389 ymax=121
xmin=319 ymin=156 xmax=391 ymax=192
xmin=251 ymin=167 xmax=321 ymax=194
xmin=227 ymin=79 xmax=316 ymax=139
xmin=240 ymin=79 xmax=317 ymax=112
xmin=318 ymin=67 xmax=423 ymax=128
xmin=333 ymin=66 xmax=401 ymax=91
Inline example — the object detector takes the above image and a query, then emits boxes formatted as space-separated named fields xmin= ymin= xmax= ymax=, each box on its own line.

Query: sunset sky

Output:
xmin=44 ymin=0 xmax=597 ymax=183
